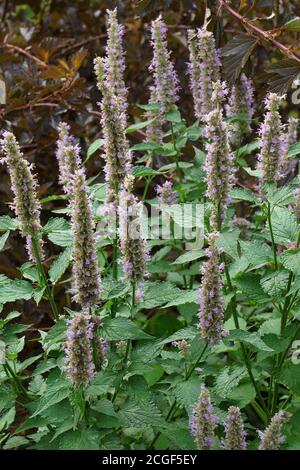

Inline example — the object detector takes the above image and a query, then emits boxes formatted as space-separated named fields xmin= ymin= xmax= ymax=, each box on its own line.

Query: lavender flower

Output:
xmin=0 ymin=131 xmax=43 ymax=261
xmin=56 ymin=122 xmax=81 ymax=198
xmin=71 ymin=169 xmax=101 ymax=308
xmin=188 ymin=27 xmax=221 ymax=120
xmin=147 ymin=16 xmax=179 ymax=141
xmin=222 ymin=406 xmax=247 ymax=450
xmin=118 ymin=175 xmax=149 ymax=286
xmin=258 ymin=410 xmax=290 ymax=450
xmin=257 ymin=93 xmax=288 ymax=184
xmin=64 ymin=312 xmax=95 ymax=387
xmin=226 ymin=74 xmax=255 ymax=144
xmin=203 ymin=81 xmax=234 ymax=230
xmin=104 ymin=8 xmax=127 ymax=109
xmin=190 ymin=384 xmax=218 ymax=450
xmin=155 ymin=180 xmax=177 ymax=204
xmin=198 ymin=232 xmax=226 ymax=345
xmin=172 ymin=339 xmax=190 ymax=358
xmin=94 ymin=57 xmax=131 ymax=215
xmin=287 ymin=116 xmax=298 ymax=146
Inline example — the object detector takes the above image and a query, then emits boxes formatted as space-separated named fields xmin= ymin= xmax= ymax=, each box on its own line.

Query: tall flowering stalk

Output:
xmin=198 ymin=231 xmax=226 ymax=345
xmin=118 ymin=175 xmax=149 ymax=290
xmin=226 ymin=74 xmax=255 ymax=145
xmin=94 ymin=57 xmax=131 ymax=219
xmin=91 ymin=314 xmax=108 ymax=371
xmin=203 ymin=81 xmax=234 ymax=230
xmin=190 ymin=384 xmax=218 ymax=450
xmin=71 ymin=169 xmax=101 ymax=308
xmin=258 ymin=410 xmax=290 ymax=450
xmin=0 ymin=131 xmax=43 ymax=262
xmin=104 ymin=8 xmax=127 ymax=109
xmin=64 ymin=312 xmax=95 ymax=387
xmin=257 ymin=93 xmax=288 ymax=184
xmin=56 ymin=122 xmax=81 ymax=198
xmin=222 ymin=406 xmax=247 ymax=450
xmin=147 ymin=16 xmax=179 ymax=141
xmin=187 ymin=27 xmax=221 ymax=120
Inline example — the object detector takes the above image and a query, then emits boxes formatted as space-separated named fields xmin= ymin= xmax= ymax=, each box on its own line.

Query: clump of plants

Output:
xmin=0 ymin=8 xmax=300 ymax=451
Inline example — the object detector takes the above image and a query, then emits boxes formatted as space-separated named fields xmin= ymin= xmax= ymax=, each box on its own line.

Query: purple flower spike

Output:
xmin=190 ymin=384 xmax=218 ymax=450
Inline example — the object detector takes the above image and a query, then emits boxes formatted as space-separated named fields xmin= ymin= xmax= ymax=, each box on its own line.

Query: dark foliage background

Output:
xmin=0 ymin=0 xmax=300 ymax=332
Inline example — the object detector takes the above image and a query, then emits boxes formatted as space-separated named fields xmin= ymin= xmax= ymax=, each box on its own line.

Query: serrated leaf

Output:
xmin=260 ymin=270 xmax=290 ymax=300
xmin=0 ymin=216 xmax=18 ymax=231
xmin=267 ymin=207 xmax=298 ymax=244
xmin=276 ymin=365 xmax=300 ymax=394
xmin=240 ymin=239 xmax=273 ymax=269
xmin=281 ymin=249 xmax=300 ymax=274
xmin=102 ymin=317 xmax=152 ymax=340
xmin=140 ymin=281 xmax=182 ymax=309
xmin=31 ymin=376 xmax=70 ymax=417
xmin=49 ymin=247 xmax=72 ymax=284
xmin=118 ymin=399 xmax=165 ymax=428
xmin=173 ymin=376 xmax=202 ymax=411
xmin=222 ymin=35 xmax=258 ymax=82
xmin=172 ymin=249 xmax=205 ymax=265
xmin=165 ymin=109 xmax=181 ymax=123
xmin=163 ymin=290 xmax=198 ymax=308
xmin=229 ymin=188 xmax=259 ymax=203
xmin=59 ymin=429 xmax=99 ymax=450
xmin=47 ymin=229 xmax=72 ymax=247
xmin=0 ymin=276 xmax=34 ymax=304
xmin=227 ymin=329 xmax=274 ymax=352
xmin=214 ymin=366 xmax=248 ymax=399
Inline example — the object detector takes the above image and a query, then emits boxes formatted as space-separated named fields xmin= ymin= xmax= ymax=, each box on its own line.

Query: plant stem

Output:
xmin=31 ymin=235 xmax=59 ymax=321
xmin=223 ymin=253 xmax=270 ymax=418
xmin=149 ymin=342 xmax=208 ymax=449
xmin=267 ymin=201 xmax=278 ymax=269
xmin=170 ymin=122 xmax=181 ymax=181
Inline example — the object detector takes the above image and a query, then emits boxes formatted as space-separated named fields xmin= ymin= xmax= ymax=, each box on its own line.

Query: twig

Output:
xmin=219 ymin=0 xmax=300 ymax=64
xmin=59 ymin=34 xmax=107 ymax=55
xmin=0 ymin=42 xmax=48 ymax=68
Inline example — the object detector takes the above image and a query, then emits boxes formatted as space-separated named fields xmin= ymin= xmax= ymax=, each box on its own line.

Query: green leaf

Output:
xmin=0 ymin=216 xmax=18 ymax=231
xmin=235 ymin=273 xmax=270 ymax=302
xmin=227 ymin=329 xmax=274 ymax=352
xmin=126 ymin=119 xmax=154 ymax=133
xmin=132 ymin=166 xmax=162 ymax=177
xmin=31 ymin=376 xmax=70 ymax=417
xmin=140 ymin=281 xmax=182 ymax=309
xmin=47 ymin=229 xmax=72 ymax=247
xmin=43 ymin=217 xmax=70 ymax=234
xmin=268 ymin=207 xmax=298 ymax=245
xmin=162 ymin=290 xmax=198 ymax=308
xmin=276 ymin=365 xmax=300 ymax=394
xmin=217 ymin=230 xmax=240 ymax=259
xmin=0 ymin=231 xmax=9 ymax=251
xmin=281 ymin=249 xmax=300 ymax=274
xmin=288 ymin=141 xmax=300 ymax=157
xmin=165 ymin=109 xmax=181 ymax=123
xmin=59 ymin=429 xmax=100 ymax=450
xmin=236 ymin=140 xmax=260 ymax=158
xmin=102 ymin=278 xmax=130 ymax=300
xmin=214 ymin=366 xmax=248 ymax=399
xmin=131 ymin=142 xmax=161 ymax=152
xmin=118 ymin=399 xmax=165 ymax=428
xmin=49 ymin=247 xmax=72 ymax=284
xmin=240 ymin=239 xmax=273 ymax=269
xmin=0 ymin=276 xmax=34 ymax=304
xmin=172 ymin=249 xmax=205 ymax=265
xmin=138 ymin=103 xmax=160 ymax=111
xmin=91 ymin=399 xmax=117 ymax=417
xmin=173 ymin=376 xmax=202 ymax=411
xmin=260 ymin=270 xmax=290 ymax=300
xmin=86 ymin=138 xmax=105 ymax=159
xmin=102 ymin=317 xmax=152 ymax=340
xmin=283 ymin=17 xmax=300 ymax=32
xmin=229 ymin=188 xmax=259 ymax=203
xmin=3 ymin=436 xmax=29 ymax=450
xmin=42 ymin=320 xmax=67 ymax=353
